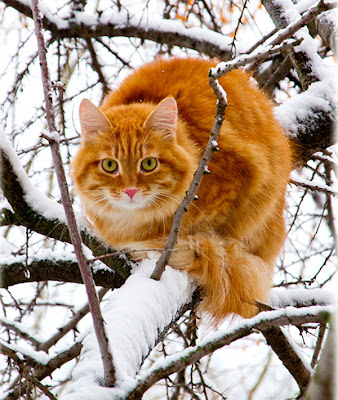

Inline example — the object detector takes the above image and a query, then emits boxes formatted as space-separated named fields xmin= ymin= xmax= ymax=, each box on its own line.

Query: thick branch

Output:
xmin=0 ymin=258 xmax=125 ymax=289
xmin=262 ymin=327 xmax=311 ymax=394
xmin=0 ymin=144 xmax=131 ymax=281
xmin=1 ymin=0 xmax=232 ymax=60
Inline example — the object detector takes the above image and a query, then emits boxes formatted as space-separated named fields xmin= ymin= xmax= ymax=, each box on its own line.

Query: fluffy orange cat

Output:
xmin=72 ymin=57 xmax=291 ymax=321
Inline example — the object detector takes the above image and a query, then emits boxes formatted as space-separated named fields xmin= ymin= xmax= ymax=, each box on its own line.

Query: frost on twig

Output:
xmin=30 ymin=0 xmax=115 ymax=387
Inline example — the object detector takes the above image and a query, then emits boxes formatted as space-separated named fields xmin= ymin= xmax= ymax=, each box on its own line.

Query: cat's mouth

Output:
xmin=105 ymin=191 xmax=152 ymax=211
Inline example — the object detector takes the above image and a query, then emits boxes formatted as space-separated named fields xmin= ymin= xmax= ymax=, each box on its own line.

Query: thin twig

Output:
xmin=212 ymin=38 xmax=302 ymax=79
xmin=310 ymin=322 xmax=327 ymax=368
xmin=249 ymin=0 xmax=336 ymax=72
xmin=290 ymin=178 xmax=337 ymax=197
xmin=37 ymin=288 xmax=109 ymax=352
xmin=150 ymin=76 xmax=227 ymax=280
xmin=30 ymin=0 xmax=115 ymax=387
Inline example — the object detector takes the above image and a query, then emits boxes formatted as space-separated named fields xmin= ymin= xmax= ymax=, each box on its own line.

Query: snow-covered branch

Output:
xmin=0 ymin=256 xmax=126 ymax=289
xmin=0 ymin=128 xmax=132 ymax=281
xmin=125 ymin=302 xmax=332 ymax=399
xmin=1 ymin=0 xmax=233 ymax=60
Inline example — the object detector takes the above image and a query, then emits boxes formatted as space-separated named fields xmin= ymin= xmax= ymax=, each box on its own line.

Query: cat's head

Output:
xmin=71 ymin=97 xmax=197 ymax=223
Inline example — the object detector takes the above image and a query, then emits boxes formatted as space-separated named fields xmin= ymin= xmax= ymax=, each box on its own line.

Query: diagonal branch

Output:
xmin=125 ymin=305 xmax=331 ymax=399
xmin=262 ymin=327 xmax=311 ymax=394
xmin=151 ymin=78 xmax=226 ymax=280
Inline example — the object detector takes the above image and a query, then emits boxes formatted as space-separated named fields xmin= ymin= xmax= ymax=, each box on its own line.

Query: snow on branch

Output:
xmin=275 ymin=79 xmax=336 ymax=164
xmin=60 ymin=283 xmax=332 ymax=399
xmin=262 ymin=0 xmax=335 ymax=89
xmin=60 ymin=260 xmax=195 ymax=400
xmin=125 ymin=301 xmax=333 ymax=399
xmin=2 ymin=0 xmax=234 ymax=60
xmin=0 ymin=128 xmax=132 ymax=281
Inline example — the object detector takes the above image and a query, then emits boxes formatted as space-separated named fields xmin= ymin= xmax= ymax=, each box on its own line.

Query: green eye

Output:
xmin=101 ymin=158 xmax=118 ymax=173
xmin=141 ymin=157 xmax=157 ymax=172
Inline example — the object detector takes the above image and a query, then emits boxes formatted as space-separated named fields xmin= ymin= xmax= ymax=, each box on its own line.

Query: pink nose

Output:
xmin=123 ymin=188 xmax=138 ymax=199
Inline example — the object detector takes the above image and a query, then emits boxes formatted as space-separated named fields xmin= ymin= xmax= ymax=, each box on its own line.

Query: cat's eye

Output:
xmin=101 ymin=158 xmax=118 ymax=173
xmin=141 ymin=157 xmax=157 ymax=172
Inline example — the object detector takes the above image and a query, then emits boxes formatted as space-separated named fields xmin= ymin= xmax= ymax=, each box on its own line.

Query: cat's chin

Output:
xmin=112 ymin=198 xmax=150 ymax=211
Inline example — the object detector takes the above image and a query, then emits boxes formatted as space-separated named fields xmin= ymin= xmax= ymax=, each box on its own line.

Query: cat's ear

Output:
xmin=143 ymin=97 xmax=177 ymax=140
xmin=79 ymin=99 xmax=111 ymax=143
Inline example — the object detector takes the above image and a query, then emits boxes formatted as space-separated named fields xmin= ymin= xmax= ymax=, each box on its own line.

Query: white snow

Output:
xmin=275 ymin=79 xmax=336 ymax=137
xmin=268 ymin=287 xmax=334 ymax=308
xmin=0 ymin=127 xmax=88 ymax=229
xmin=0 ymin=339 xmax=50 ymax=365
xmin=128 ymin=302 xmax=333 ymax=395
xmin=61 ymin=257 xmax=195 ymax=399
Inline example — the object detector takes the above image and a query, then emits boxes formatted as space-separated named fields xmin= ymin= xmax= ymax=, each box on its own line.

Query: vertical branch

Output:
xmin=150 ymin=77 xmax=227 ymax=281
xmin=30 ymin=0 xmax=115 ymax=387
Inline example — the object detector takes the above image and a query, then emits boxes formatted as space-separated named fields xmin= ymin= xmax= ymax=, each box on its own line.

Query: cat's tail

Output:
xmin=170 ymin=234 xmax=274 ymax=322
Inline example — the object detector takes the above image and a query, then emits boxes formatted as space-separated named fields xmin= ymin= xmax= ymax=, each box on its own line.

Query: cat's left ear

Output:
xmin=143 ymin=97 xmax=177 ymax=140
xmin=79 ymin=99 xmax=111 ymax=144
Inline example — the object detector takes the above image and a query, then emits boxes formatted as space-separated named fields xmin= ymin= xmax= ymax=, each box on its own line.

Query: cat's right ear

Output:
xmin=143 ymin=97 xmax=177 ymax=141
xmin=79 ymin=99 xmax=111 ymax=143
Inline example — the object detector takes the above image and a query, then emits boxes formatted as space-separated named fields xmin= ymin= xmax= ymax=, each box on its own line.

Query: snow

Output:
xmin=61 ymin=257 xmax=195 ymax=399
xmin=0 ymin=339 xmax=50 ymax=365
xmin=128 ymin=303 xmax=333 ymax=396
xmin=275 ymin=79 xmax=336 ymax=137
xmin=61 ymin=277 xmax=334 ymax=399
xmin=0 ymin=127 xmax=88 ymax=229
xmin=268 ymin=287 xmax=334 ymax=308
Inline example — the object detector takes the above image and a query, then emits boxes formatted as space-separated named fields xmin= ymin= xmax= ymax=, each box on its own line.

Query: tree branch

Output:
xmin=31 ymin=0 xmax=115 ymax=386
xmin=0 ymin=134 xmax=132 ymax=281
xmin=2 ymin=341 xmax=83 ymax=400
xmin=0 ymin=257 xmax=124 ymax=288
xmin=151 ymin=74 xmax=227 ymax=280
xmin=1 ymin=0 xmax=233 ymax=60
xmin=125 ymin=305 xmax=332 ymax=399
xmin=262 ymin=327 xmax=311 ymax=394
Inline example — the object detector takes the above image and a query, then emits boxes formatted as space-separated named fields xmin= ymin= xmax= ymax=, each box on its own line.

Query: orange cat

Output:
xmin=71 ymin=57 xmax=291 ymax=321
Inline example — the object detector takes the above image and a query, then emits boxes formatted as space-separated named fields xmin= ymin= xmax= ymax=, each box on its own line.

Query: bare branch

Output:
xmin=290 ymin=178 xmax=338 ymax=196
xmin=31 ymin=0 xmax=115 ymax=386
